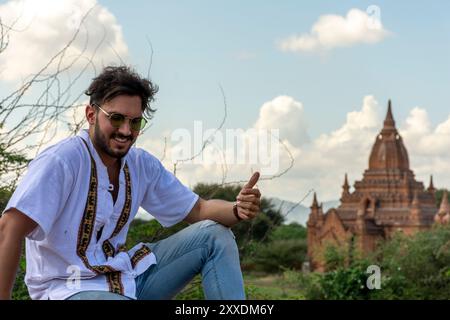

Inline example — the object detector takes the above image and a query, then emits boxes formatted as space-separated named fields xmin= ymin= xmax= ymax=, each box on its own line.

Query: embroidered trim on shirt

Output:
xmin=101 ymin=163 xmax=133 ymax=259
xmin=106 ymin=272 xmax=124 ymax=294
xmin=130 ymin=244 xmax=152 ymax=269
xmin=77 ymin=137 xmax=124 ymax=294
xmin=102 ymin=240 xmax=115 ymax=258
xmin=117 ymin=244 xmax=128 ymax=253
xmin=111 ymin=164 xmax=132 ymax=238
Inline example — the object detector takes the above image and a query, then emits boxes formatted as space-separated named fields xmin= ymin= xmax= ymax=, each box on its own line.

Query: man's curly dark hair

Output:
xmin=85 ymin=66 xmax=159 ymax=120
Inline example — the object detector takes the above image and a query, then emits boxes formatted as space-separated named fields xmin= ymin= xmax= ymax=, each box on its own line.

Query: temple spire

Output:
xmin=341 ymin=173 xmax=350 ymax=198
xmin=369 ymin=99 xmax=410 ymax=170
xmin=383 ymin=99 xmax=396 ymax=130
xmin=308 ymin=192 xmax=323 ymax=226
xmin=311 ymin=192 xmax=319 ymax=209
xmin=343 ymin=173 xmax=349 ymax=189
xmin=428 ymin=175 xmax=435 ymax=193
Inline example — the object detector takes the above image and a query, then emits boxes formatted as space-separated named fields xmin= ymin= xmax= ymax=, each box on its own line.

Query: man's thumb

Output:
xmin=244 ymin=171 xmax=260 ymax=188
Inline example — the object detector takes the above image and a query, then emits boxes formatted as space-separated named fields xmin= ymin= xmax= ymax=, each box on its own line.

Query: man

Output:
xmin=0 ymin=66 xmax=261 ymax=300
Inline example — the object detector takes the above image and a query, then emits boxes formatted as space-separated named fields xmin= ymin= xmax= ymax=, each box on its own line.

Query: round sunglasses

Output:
xmin=93 ymin=103 xmax=148 ymax=131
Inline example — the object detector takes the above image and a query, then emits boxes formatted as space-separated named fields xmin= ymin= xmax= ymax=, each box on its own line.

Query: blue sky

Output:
xmin=98 ymin=0 xmax=450 ymax=137
xmin=1 ymin=0 xmax=450 ymax=203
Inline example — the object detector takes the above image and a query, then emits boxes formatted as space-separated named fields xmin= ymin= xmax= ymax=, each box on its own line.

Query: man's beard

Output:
xmin=93 ymin=119 xmax=134 ymax=159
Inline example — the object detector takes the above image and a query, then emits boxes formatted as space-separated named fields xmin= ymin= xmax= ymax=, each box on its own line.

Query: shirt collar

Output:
xmin=78 ymin=129 xmax=129 ymax=171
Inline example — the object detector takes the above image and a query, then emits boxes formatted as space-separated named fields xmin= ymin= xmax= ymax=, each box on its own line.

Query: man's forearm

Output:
xmin=0 ymin=228 xmax=23 ymax=300
xmin=198 ymin=199 xmax=239 ymax=227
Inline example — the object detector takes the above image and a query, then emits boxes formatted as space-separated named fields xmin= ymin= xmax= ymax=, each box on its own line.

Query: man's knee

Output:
xmin=195 ymin=219 xmax=236 ymax=243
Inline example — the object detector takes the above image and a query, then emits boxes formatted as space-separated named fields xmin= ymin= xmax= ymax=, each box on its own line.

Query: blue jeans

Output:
xmin=67 ymin=220 xmax=245 ymax=300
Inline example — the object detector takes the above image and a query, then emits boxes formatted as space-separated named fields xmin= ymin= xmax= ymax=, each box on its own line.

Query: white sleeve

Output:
xmin=140 ymin=154 xmax=199 ymax=227
xmin=3 ymin=153 xmax=73 ymax=241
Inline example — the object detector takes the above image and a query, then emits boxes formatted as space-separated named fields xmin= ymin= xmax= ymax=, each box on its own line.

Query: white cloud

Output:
xmin=402 ymin=107 xmax=431 ymax=136
xmin=4 ymin=101 xmax=88 ymax=159
xmin=254 ymin=95 xmax=309 ymax=147
xmin=278 ymin=8 xmax=390 ymax=53
xmin=276 ymin=95 xmax=381 ymax=201
xmin=400 ymin=108 xmax=450 ymax=157
xmin=399 ymin=108 xmax=450 ymax=188
xmin=0 ymin=0 xmax=128 ymax=82
xmin=316 ymin=95 xmax=379 ymax=148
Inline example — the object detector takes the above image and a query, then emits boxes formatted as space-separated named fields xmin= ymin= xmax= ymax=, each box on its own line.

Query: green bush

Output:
xmin=270 ymin=222 xmax=306 ymax=241
xmin=297 ymin=246 xmax=372 ymax=300
xmin=281 ymin=269 xmax=323 ymax=300
xmin=323 ymin=245 xmax=348 ymax=271
xmin=0 ymin=186 xmax=13 ymax=214
xmin=240 ymin=222 xmax=307 ymax=273
xmin=243 ymin=239 xmax=307 ymax=273
xmin=371 ymin=225 xmax=450 ymax=299
xmin=296 ymin=224 xmax=450 ymax=300
xmin=317 ymin=261 xmax=372 ymax=300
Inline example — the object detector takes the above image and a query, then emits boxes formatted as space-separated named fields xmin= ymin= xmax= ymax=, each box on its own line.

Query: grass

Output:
xmin=174 ymin=271 xmax=306 ymax=300
xmin=244 ymin=272 xmax=305 ymax=300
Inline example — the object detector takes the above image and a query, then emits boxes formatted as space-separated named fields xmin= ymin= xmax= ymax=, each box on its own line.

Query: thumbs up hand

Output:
xmin=235 ymin=172 xmax=261 ymax=221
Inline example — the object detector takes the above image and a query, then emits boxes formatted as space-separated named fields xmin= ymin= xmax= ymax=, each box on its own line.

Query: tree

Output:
xmin=0 ymin=185 xmax=12 ymax=213
xmin=270 ymin=222 xmax=307 ymax=241
xmin=0 ymin=8 xmax=97 ymax=188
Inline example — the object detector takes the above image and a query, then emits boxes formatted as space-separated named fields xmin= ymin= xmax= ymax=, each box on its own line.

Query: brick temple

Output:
xmin=306 ymin=101 xmax=444 ymax=271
